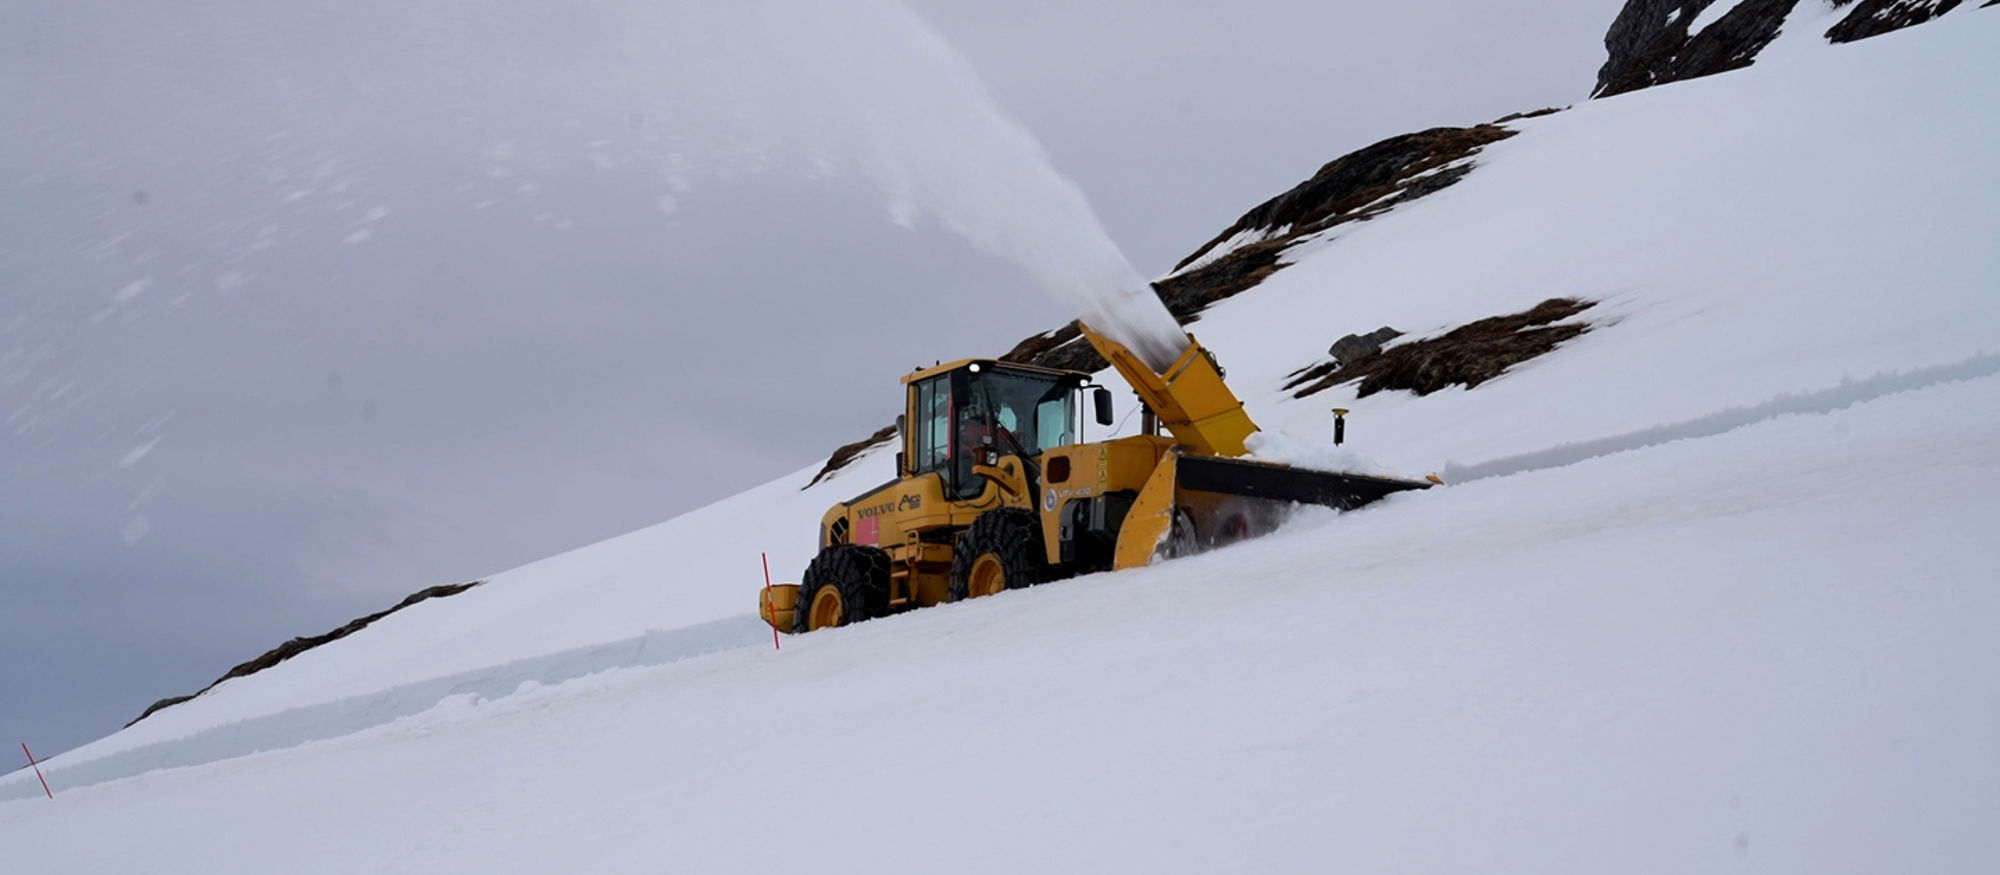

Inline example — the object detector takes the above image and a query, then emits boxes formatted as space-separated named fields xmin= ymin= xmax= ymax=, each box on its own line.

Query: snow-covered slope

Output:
xmin=3 ymin=8 xmax=1997 ymax=872
xmin=8 ymin=366 xmax=1998 ymax=872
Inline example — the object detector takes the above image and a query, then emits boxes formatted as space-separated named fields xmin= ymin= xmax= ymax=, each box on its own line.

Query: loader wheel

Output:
xmin=949 ymin=508 xmax=1047 ymax=602
xmin=794 ymin=544 xmax=890 ymax=633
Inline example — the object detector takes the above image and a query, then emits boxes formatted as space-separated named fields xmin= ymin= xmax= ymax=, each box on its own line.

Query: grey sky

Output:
xmin=1 ymin=0 xmax=1620 ymax=756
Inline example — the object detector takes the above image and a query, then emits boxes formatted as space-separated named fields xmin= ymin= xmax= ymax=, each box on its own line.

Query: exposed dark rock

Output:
xmin=1286 ymin=299 xmax=1598 ymax=399
xmin=1155 ymin=239 xmax=1284 ymax=323
xmin=999 ymin=324 xmax=1080 ymax=365
xmin=1284 ymin=360 xmax=1344 ymax=396
xmin=131 ymin=694 xmax=195 ymax=722
xmin=128 ymin=580 xmax=484 ymax=727
xmin=1172 ymin=125 xmax=1518 ymax=276
xmin=1493 ymin=107 xmax=1566 ymax=125
xmin=1330 ymin=327 xmax=1406 ymax=366
xmin=1116 ymin=126 xmax=1518 ymax=357
xmin=1825 ymin=0 xmax=1964 ymax=42
xmin=1594 ymin=0 xmax=1802 ymax=98
xmin=804 ymin=424 xmax=899 ymax=488
xmin=1001 ymin=321 xmax=1108 ymax=373
xmin=1596 ymin=0 xmax=1973 ymax=97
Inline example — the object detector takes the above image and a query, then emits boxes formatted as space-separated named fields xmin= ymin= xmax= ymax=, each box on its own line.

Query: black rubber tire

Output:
xmin=793 ymin=544 xmax=890 ymax=633
xmin=948 ymin=508 xmax=1049 ymax=602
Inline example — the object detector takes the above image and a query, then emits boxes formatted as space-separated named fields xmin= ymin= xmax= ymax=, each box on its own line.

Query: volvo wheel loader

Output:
xmin=760 ymin=323 xmax=1433 ymax=634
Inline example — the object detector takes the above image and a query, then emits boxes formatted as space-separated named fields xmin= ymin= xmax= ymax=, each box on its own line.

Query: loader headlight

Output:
xmin=984 ymin=449 xmax=999 ymax=466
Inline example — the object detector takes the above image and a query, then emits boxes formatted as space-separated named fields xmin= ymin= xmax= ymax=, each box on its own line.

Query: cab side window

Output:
xmin=911 ymin=376 xmax=951 ymax=475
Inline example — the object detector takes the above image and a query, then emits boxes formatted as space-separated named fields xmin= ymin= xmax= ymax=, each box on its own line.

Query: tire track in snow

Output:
xmin=1442 ymin=352 xmax=2000 ymax=484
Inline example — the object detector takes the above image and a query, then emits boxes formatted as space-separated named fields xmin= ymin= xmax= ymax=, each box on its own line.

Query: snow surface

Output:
xmin=1688 ymin=0 xmax=1751 ymax=36
xmin=4 ymin=9 xmax=1998 ymax=873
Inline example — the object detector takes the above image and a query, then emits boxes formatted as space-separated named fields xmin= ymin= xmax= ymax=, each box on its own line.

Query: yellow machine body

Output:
xmin=812 ymin=444 xmax=1035 ymax=612
xmin=758 ymin=583 xmax=801 ymax=631
xmin=1076 ymin=323 xmax=1259 ymax=459
xmin=768 ymin=324 xmax=1431 ymax=633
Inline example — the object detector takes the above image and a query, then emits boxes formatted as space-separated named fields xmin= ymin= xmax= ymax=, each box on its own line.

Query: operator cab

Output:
xmin=900 ymin=359 xmax=1113 ymax=499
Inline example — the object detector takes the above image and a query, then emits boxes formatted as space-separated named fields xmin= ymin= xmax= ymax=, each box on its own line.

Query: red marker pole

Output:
xmin=761 ymin=552 xmax=780 ymax=651
xmin=21 ymin=743 xmax=52 ymax=799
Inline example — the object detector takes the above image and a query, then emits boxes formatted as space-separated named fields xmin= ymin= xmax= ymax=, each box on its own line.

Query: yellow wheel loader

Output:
xmin=760 ymin=323 xmax=1432 ymax=634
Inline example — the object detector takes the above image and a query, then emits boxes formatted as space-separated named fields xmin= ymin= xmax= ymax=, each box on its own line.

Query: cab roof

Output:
xmin=899 ymin=358 xmax=1088 ymax=386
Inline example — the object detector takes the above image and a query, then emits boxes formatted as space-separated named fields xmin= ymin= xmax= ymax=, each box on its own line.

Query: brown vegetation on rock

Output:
xmin=1286 ymin=299 xmax=1598 ymax=399
xmin=1170 ymin=125 xmax=1520 ymax=278
xmin=804 ymin=424 xmax=900 ymax=488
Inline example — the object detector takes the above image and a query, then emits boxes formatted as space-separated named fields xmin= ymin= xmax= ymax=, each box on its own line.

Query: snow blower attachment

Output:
xmin=763 ymin=321 xmax=1432 ymax=633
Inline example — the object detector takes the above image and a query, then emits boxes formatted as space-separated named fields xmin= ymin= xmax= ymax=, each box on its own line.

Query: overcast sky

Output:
xmin=1 ymin=0 xmax=1621 ymax=756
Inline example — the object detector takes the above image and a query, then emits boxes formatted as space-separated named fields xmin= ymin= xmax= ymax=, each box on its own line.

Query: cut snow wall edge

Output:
xmin=0 ymin=616 xmax=769 ymax=800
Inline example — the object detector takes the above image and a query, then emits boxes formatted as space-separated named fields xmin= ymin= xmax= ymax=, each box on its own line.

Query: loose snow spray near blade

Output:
xmin=642 ymin=1 xmax=1188 ymax=371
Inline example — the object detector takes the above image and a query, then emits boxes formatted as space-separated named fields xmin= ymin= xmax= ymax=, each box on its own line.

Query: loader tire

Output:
xmin=949 ymin=508 xmax=1048 ymax=602
xmin=794 ymin=544 xmax=890 ymax=633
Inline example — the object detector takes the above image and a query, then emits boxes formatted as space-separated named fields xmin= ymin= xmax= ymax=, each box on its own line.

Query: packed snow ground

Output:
xmin=4 ymin=364 xmax=1996 ymax=873
xmin=4 ymin=8 xmax=1997 ymax=873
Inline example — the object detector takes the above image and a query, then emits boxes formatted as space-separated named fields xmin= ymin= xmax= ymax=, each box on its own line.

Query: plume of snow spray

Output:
xmin=634 ymin=1 xmax=1191 ymax=371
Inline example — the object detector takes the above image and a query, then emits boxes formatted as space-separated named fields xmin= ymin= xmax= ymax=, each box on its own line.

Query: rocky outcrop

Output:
xmin=1595 ymin=0 xmax=1976 ymax=97
xmin=804 ymin=424 xmax=898 ymax=488
xmin=128 ymin=580 xmax=484 ymax=727
xmin=1169 ymin=124 xmax=1525 ymax=279
xmin=1825 ymin=0 xmax=1964 ymax=42
xmin=999 ymin=320 xmax=1108 ymax=373
xmin=1594 ymin=0 xmax=1802 ymax=98
xmin=1284 ymin=299 xmax=1598 ymax=400
xmin=1330 ymin=327 xmax=1406 ymax=367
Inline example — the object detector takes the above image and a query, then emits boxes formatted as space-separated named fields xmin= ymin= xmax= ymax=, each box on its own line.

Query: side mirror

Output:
xmin=1093 ymin=386 xmax=1114 ymax=426
xmin=895 ymin=413 xmax=906 ymax=438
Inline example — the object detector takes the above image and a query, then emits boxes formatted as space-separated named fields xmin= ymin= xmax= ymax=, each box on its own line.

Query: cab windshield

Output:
xmin=963 ymin=368 xmax=1076 ymax=458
